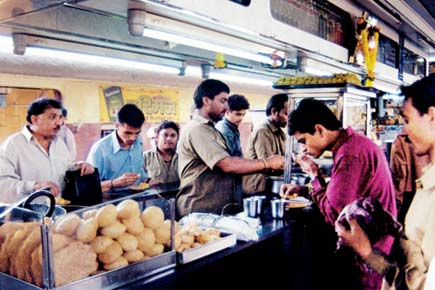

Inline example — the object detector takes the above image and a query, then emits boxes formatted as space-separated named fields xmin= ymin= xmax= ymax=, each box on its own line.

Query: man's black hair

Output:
xmin=288 ymin=98 xmax=342 ymax=136
xmin=228 ymin=94 xmax=250 ymax=111
xmin=26 ymin=97 xmax=62 ymax=123
xmin=61 ymin=107 xmax=68 ymax=118
xmin=400 ymin=73 xmax=435 ymax=116
xmin=117 ymin=103 xmax=145 ymax=128
xmin=193 ymin=79 xmax=230 ymax=109
xmin=157 ymin=120 xmax=180 ymax=135
xmin=266 ymin=93 xmax=288 ymax=116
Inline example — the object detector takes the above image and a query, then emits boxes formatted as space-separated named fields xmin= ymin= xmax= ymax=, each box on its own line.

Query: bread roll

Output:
xmin=122 ymin=216 xmax=144 ymax=235
xmin=96 ymin=204 xmax=117 ymax=227
xmin=136 ymin=228 xmax=155 ymax=252
xmin=98 ymin=241 xmax=123 ymax=264
xmin=116 ymin=233 xmax=138 ymax=251
xmin=140 ymin=206 xmax=164 ymax=230
xmin=123 ymin=249 xmax=144 ymax=263
xmin=154 ymin=220 xmax=171 ymax=245
xmin=76 ymin=217 xmax=98 ymax=243
xmin=91 ymin=236 xmax=114 ymax=254
xmin=100 ymin=221 xmax=126 ymax=239
xmin=54 ymin=214 xmax=81 ymax=236
xmin=116 ymin=199 xmax=140 ymax=219
xmin=103 ymin=256 xmax=128 ymax=271
xmin=143 ymin=243 xmax=164 ymax=257
xmin=82 ymin=209 xmax=98 ymax=220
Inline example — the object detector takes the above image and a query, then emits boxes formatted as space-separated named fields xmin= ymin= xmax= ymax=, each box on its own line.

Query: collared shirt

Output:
xmin=390 ymin=134 xmax=429 ymax=222
xmin=215 ymin=118 xmax=243 ymax=157
xmin=86 ymin=130 xmax=147 ymax=190
xmin=311 ymin=127 xmax=396 ymax=290
xmin=143 ymin=149 xmax=179 ymax=184
xmin=365 ymin=163 xmax=435 ymax=290
xmin=176 ymin=114 xmax=235 ymax=217
xmin=243 ymin=118 xmax=286 ymax=194
xmin=402 ymin=163 xmax=435 ymax=289
xmin=216 ymin=117 xmax=243 ymax=205
xmin=0 ymin=126 xmax=72 ymax=203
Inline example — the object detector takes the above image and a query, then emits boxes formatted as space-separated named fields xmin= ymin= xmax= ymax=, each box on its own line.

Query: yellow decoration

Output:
xmin=361 ymin=28 xmax=379 ymax=87
xmin=214 ymin=52 xmax=226 ymax=69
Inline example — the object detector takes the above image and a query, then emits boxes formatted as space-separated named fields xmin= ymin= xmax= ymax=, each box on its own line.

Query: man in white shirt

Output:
xmin=0 ymin=97 xmax=94 ymax=203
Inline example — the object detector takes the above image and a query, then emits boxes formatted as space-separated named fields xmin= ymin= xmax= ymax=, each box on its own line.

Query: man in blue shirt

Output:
xmin=216 ymin=94 xmax=250 ymax=157
xmin=87 ymin=104 xmax=147 ymax=192
xmin=216 ymin=94 xmax=250 ymax=204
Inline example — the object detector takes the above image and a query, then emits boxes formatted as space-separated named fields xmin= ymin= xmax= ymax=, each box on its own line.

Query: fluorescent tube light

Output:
xmin=0 ymin=35 xmax=13 ymax=52
xmin=25 ymin=47 xmax=180 ymax=74
xmin=142 ymin=28 xmax=274 ymax=65
xmin=185 ymin=66 xmax=274 ymax=87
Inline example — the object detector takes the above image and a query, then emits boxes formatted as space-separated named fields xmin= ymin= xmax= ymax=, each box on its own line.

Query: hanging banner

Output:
xmin=100 ymin=86 xmax=179 ymax=123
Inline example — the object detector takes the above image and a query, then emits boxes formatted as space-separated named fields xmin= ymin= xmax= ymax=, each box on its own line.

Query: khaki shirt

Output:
xmin=243 ymin=119 xmax=286 ymax=194
xmin=176 ymin=115 xmax=235 ymax=217
xmin=143 ymin=149 xmax=179 ymax=184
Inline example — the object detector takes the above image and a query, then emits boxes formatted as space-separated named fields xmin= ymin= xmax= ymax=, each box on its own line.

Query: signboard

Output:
xmin=100 ymin=86 xmax=179 ymax=123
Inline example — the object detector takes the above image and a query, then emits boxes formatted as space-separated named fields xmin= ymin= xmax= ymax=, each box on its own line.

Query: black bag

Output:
xmin=63 ymin=168 xmax=103 ymax=206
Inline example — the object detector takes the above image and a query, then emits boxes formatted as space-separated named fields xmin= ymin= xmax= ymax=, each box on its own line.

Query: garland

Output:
xmin=361 ymin=28 xmax=379 ymax=87
xmin=354 ymin=12 xmax=380 ymax=87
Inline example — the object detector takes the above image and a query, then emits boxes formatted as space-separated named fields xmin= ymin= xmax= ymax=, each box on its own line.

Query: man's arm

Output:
xmin=215 ymin=155 xmax=284 ymax=174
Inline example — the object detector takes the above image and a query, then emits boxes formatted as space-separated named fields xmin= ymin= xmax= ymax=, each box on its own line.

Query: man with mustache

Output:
xmin=176 ymin=79 xmax=285 ymax=217
xmin=87 ymin=103 xmax=147 ymax=192
xmin=243 ymin=93 xmax=288 ymax=195
xmin=0 ymin=97 xmax=94 ymax=203
xmin=281 ymin=98 xmax=396 ymax=290
xmin=143 ymin=120 xmax=180 ymax=185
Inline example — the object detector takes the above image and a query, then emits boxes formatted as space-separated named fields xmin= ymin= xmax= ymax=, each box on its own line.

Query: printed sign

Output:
xmin=100 ymin=86 xmax=179 ymax=123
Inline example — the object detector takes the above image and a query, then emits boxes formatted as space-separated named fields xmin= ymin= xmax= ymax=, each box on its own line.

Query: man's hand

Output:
xmin=279 ymin=184 xmax=308 ymax=198
xmin=75 ymin=161 xmax=95 ymax=176
xmin=335 ymin=216 xmax=373 ymax=260
xmin=33 ymin=181 xmax=60 ymax=196
xmin=294 ymin=154 xmax=320 ymax=179
xmin=113 ymin=173 xmax=140 ymax=187
xmin=265 ymin=155 xmax=285 ymax=171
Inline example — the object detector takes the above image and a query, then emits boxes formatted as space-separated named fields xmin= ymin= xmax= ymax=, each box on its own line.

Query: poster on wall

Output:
xmin=100 ymin=86 xmax=179 ymax=123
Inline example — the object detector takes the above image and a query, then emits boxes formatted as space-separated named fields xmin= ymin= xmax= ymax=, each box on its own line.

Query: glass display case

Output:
xmin=0 ymin=194 xmax=176 ymax=290
xmin=284 ymin=84 xmax=376 ymax=137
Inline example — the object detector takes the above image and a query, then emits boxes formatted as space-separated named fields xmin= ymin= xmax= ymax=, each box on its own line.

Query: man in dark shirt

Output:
xmin=216 ymin=94 xmax=250 ymax=157
xmin=216 ymin=94 xmax=250 ymax=205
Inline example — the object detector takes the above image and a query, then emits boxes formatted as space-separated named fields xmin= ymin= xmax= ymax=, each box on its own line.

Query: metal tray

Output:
xmin=177 ymin=232 xmax=237 ymax=264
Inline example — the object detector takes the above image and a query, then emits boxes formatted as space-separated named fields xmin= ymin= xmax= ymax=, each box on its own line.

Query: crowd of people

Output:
xmin=0 ymin=74 xmax=434 ymax=290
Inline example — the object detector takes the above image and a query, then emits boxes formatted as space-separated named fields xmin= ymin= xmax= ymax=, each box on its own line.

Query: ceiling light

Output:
xmin=25 ymin=47 xmax=180 ymax=74
xmin=185 ymin=66 xmax=273 ymax=87
xmin=142 ymin=28 xmax=274 ymax=65
xmin=0 ymin=35 xmax=13 ymax=52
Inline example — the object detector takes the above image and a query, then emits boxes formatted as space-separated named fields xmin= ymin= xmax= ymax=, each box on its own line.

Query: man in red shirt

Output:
xmin=282 ymin=98 xmax=396 ymax=290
